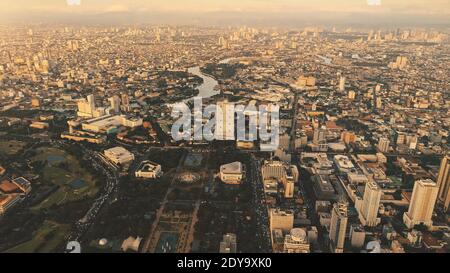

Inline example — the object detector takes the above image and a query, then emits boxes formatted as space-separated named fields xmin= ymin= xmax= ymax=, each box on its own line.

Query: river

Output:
xmin=187 ymin=66 xmax=220 ymax=99
xmin=186 ymin=57 xmax=241 ymax=99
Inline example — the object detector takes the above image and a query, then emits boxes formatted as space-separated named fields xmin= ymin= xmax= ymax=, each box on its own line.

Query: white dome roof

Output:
xmin=290 ymin=228 xmax=307 ymax=242
xmin=99 ymin=238 xmax=108 ymax=246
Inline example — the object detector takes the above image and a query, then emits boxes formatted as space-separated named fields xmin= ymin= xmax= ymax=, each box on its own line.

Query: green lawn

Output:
xmin=5 ymin=220 xmax=70 ymax=253
xmin=30 ymin=147 xmax=99 ymax=210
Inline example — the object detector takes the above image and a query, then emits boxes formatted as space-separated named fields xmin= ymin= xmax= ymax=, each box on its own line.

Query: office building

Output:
xmin=350 ymin=224 xmax=366 ymax=249
xmin=403 ymin=179 xmax=439 ymax=229
xmin=329 ymin=201 xmax=348 ymax=253
xmin=262 ymin=160 xmax=298 ymax=198
xmin=262 ymin=160 xmax=286 ymax=180
xmin=357 ymin=181 xmax=382 ymax=227
xmin=77 ymin=94 xmax=102 ymax=118
xmin=269 ymin=209 xmax=294 ymax=233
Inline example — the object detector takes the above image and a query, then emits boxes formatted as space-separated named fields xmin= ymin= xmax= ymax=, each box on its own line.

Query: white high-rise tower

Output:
xmin=403 ymin=179 xmax=439 ymax=229
xmin=358 ymin=181 xmax=382 ymax=227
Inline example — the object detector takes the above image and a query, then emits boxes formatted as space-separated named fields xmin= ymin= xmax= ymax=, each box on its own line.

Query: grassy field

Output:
xmin=31 ymin=147 xmax=99 ymax=210
xmin=0 ymin=140 xmax=27 ymax=156
xmin=5 ymin=220 xmax=70 ymax=253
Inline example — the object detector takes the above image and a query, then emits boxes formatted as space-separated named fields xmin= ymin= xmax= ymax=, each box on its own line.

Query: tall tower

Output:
xmin=329 ymin=201 xmax=348 ymax=253
xmin=437 ymin=155 xmax=450 ymax=211
xmin=339 ymin=76 xmax=346 ymax=92
xmin=87 ymin=94 xmax=95 ymax=113
xmin=358 ymin=181 xmax=382 ymax=227
xmin=215 ymin=101 xmax=235 ymax=141
xmin=403 ymin=179 xmax=439 ymax=229
xmin=108 ymin=95 xmax=121 ymax=114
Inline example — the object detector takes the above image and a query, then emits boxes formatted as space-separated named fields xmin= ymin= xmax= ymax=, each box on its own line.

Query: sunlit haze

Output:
xmin=1 ymin=0 xmax=449 ymax=26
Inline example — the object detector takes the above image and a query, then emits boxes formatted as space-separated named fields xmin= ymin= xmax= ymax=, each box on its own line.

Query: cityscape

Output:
xmin=0 ymin=0 xmax=449 ymax=255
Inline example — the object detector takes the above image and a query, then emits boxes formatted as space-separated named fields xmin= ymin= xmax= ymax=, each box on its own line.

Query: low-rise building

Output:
xmin=283 ymin=228 xmax=310 ymax=253
xmin=334 ymin=155 xmax=355 ymax=173
xmin=81 ymin=114 xmax=143 ymax=134
xmin=104 ymin=147 xmax=135 ymax=165
xmin=0 ymin=180 xmax=19 ymax=194
xmin=220 ymin=162 xmax=244 ymax=184
xmin=135 ymin=161 xmax=163 ymax=179
xmin=12 ymin=177 xmax=32 ymax=195
xmin=0 ymin=194 xmax=21 ymax=215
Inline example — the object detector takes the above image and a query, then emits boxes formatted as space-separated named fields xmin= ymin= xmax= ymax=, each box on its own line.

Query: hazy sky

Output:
xmin=1 ymin=0 xmax=449 ymax=26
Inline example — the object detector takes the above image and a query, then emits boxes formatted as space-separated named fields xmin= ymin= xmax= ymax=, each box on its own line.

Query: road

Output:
xmin=249 ymin=154 xmax=272 ymax=252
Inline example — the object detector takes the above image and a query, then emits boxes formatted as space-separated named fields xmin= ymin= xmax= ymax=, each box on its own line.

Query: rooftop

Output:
xmin=220 ymin=161 xmax=243 ymax=174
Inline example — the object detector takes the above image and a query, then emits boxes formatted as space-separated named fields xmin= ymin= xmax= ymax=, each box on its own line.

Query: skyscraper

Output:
xmin=215 ymin=101 xmax=235 ymax=141
xmin=403 ymin=179 xmax=439 ymax=229
xmin=329 ymin=201 xmax=348 ymax=253
xmin=76 ymin=94 xmax=97 ymax=118
xmin=87 ymin=94 xmax=95 ymax=111
xmin=108 ymin=95 xmax=121 ymax=114
xmin=358 ymin=181 xmax=382 ymax=227
xmin=437 ymin=155 xmax=450 ymax=212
